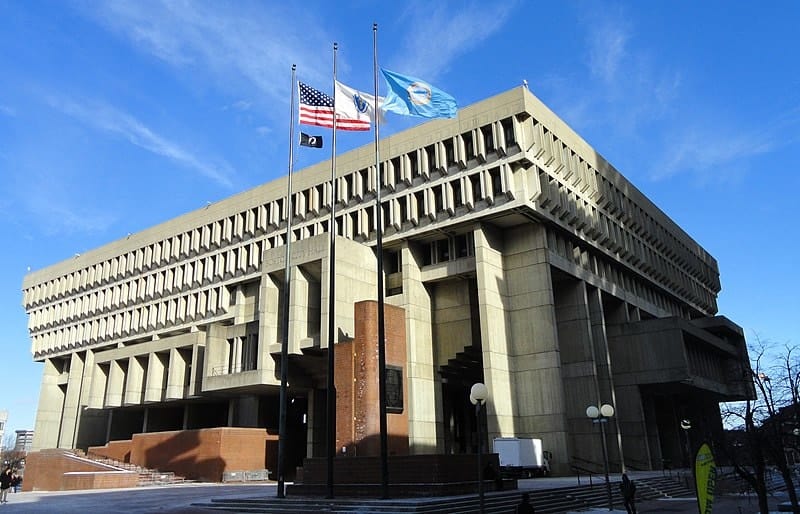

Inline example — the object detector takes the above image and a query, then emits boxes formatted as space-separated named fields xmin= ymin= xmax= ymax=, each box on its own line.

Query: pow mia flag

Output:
xmin=299 ymin=132 xmax=323 ymax=148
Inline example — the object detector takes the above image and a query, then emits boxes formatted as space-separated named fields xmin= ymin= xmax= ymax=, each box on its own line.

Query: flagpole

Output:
xmin=373 ymin=22 xmax=390 ymax=500
xmin=277 ymin=63 xmax=297 ymax=499
xmin=325 ymin=42 xmax=339 ymax=500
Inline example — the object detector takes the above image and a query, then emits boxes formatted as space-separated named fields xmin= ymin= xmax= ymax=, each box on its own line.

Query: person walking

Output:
xmin=620 ymin=473 xmax=637 ymax=514
xmin=0 ymin=467 xmax=13 ymax=503
xmin=515 ymin=491 xmax=536 ymax=514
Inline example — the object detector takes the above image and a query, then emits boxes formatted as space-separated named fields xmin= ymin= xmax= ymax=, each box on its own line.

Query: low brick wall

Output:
xmin=88 ymin=439 xmax=133 ymax=463
xmin=62 ymin=471 xmax=139 ymax=490
xmin=129 ymin=427 xmax=276 ymax=482
xmin=22 ymin=449 xmax=137 ymax=492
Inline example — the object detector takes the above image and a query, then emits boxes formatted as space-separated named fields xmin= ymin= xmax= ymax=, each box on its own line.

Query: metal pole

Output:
xmin=325 ymin=42 xmax=339 ymax=500
xmin=276 ymin=63 xmax=297 ymax=499
xmin=599 ymin=419 xmax=613 ymax=511
xmin=373 ymin=22 xmax=389 ymax=500
xmin=477 ymin=402 xmax=484 ymax=514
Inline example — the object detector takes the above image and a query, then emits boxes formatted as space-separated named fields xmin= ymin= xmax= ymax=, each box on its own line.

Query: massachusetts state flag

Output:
xmin=381 ymin=69 xmax=457 ymax=119
xmin=334 ymin=80 xmax=383 ymax=130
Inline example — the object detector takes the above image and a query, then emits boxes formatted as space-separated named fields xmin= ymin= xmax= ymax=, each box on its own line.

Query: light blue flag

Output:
xmin=381 ymin=68 xmax=457 ymax=119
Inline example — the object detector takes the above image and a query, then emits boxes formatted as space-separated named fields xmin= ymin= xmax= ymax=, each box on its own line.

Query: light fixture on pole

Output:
xmin=680 ymin=419 xmax=692 ymax=467
xmin=586 ymin=403 xmax=615 ymax=511
xmin=470 ymin=383 xmax=489 ymax=514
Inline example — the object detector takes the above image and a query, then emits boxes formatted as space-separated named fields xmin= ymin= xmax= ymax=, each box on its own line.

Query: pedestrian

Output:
xmin=515 ymin=491 xmax=536 ymax=514
xmin=0 ymin=467 xmax=12 ymax=503
xmin=620 ymin=473 xmax=637 ymax=514
xmin=11 ymin=472 xmax=21 ymax=493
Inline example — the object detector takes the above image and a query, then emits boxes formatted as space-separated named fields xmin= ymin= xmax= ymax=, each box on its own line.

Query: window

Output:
xmin=435 ymin=239 xmax=449 ymax=263
xmin=454 ymin=233 xmax=474 ymax=258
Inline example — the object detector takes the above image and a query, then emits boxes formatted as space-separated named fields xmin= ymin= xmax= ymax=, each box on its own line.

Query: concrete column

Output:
xmin=496 ymin=224 xmax=570 ymax=473
xmin=145 ymin=352 xmax=167 ymax=403
xmin=124 ymin=355 xmax=145 ymax=405
xmin=31 ymin=359 xmax=65 ymax=450
xmin=554 ymin=279 xmax=601 ymax=471
xmin=106 ymin=360 xmax=125 ymax=407
xmin=288 ymin=265 xmax=308 ymax=354
xmin=473 ymin=224 xmax=515 ymax=438
xmin=58 ymin=352 xmax=86 ymax=448
xmin=586 ymin=286 xmax=624 ymax=470
xmin=606 ymin=298 xmax=651 ymax=469
xmin=165 ymin=347 xmax=186 ymax=400
xmin=259 ymin=272 xmax=281 ymax=354
xmin=398 ymin=242 xmax=441 ymax=453
xmin=87 ymin=361 xmax=108 ymax=409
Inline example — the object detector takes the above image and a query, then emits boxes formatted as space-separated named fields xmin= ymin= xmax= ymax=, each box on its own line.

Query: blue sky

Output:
xmin=1 ymin=1 xmax=798 ymax=439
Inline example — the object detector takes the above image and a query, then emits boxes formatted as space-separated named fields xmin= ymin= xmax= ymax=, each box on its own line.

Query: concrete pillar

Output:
xmin=106 ymin=360 xmax=125 ymax=407
xmin=473 ymin=224 xmax=515 ymax=438
xmin=586 ymin=287 xmax=624 ymax=470
xmin=144 ymin=352 xmax=167 ymax=403
xmin=31 ymin=359 xmax=65 ymax=450
xmin=87 ymin=362 xmax=108 ymax=409
xmin=259 ymin=272 xmax=281 ymax=355
xmin=124 ymin=355 xmax=145 ymax=405
xmin=398 ymin=242 xmax=442 ymax=453
xmin=58 ymin=352 xmax=86 ymax=448
xmin=165 ymin=347 xmax=186 ymax=400
xmin=497 ymin=224 xmax=570 ymax=473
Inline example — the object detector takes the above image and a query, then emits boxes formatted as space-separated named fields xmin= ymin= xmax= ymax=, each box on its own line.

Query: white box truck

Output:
xmin=493 ymin=437 xmax=551 ymax=478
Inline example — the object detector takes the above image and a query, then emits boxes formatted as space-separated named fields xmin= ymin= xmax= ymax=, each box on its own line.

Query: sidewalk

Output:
xmin=0 ymin=474 xmax=793 ymax=513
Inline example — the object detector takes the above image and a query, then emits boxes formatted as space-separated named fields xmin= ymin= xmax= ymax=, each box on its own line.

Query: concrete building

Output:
xmin=15 ymin=430 xmax=34 ymax=452
xmin=20 ymin=86 xmax=753 ymax=477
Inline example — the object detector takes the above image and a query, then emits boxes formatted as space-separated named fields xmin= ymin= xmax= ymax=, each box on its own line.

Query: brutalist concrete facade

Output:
xmin=21 ymin=86 xmax=753 ymax=476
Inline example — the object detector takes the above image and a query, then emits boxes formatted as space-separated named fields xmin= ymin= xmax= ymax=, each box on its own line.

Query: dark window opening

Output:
xmin=501 ymin=117 xmax=516 ymax=147
xmin=454 ymin=233 xmax=474 ymax=258
xmin=435 ymin=239 xmax=450 ymax=262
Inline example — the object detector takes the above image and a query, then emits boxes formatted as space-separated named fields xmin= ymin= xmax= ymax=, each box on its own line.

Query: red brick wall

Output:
xmin=129 ymin=427 xmax=277 ymax=481
xmin=22 ymin=449 xmax=137 ymax=492
xmin=88 ymin=439 xmax=133 ymax=463
xmin=335 ymin=300 xmax=409 ymax=457
xmin=61 ymin=471 xmax=139 ymax=490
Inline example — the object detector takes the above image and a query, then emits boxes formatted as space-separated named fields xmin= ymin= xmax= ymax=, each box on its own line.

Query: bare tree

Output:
xmin=718 ymin=338 xmax=800 ymax=514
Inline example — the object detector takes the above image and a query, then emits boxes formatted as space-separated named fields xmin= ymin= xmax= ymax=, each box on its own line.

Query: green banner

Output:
xmin=695 ymin=442 xmax=716 ymax=514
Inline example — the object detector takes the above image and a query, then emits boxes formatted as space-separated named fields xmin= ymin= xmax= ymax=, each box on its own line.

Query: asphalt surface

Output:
xmin=0 ymin=477 xmax=793 ymax=513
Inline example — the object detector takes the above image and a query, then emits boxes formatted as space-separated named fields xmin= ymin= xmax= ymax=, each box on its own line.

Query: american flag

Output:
xmin=298 ymin=82 xmax=370 ymax=131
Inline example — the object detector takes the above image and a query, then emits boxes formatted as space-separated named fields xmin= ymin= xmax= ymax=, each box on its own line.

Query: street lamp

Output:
xmin=586 ymin=403 xmax=615 ymax=511
xmin=680 ymin=419 xmax=692 ymax=467
xmin=471 ymin=383 xmax=489 ymax=514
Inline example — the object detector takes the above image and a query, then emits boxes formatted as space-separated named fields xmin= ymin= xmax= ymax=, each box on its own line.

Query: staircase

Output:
xmin=76 ymin=449 xmax=189 ymax=486
xmin=191 ymin=475 xmax=696 ymax=513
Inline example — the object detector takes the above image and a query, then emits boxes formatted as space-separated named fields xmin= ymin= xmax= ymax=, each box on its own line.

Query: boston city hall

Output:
xmin=21 ymin=86 xmax=753 ymax=481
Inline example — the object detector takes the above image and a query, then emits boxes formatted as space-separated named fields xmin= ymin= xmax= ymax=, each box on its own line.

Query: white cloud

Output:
xmin=587 ymin=19 xmax=630 ymax=83
xmin=391 ymin=0 xmax=517 ymax=81
xmin=230 ymin=100 xmax=252 ymax=112
xmin=49 ymin=96 xmax=236 ymax=188
xmin=652 ymin=117 xmax=787 ymax=183
xmin=538 ymin=6 xmax=683 ymax=152
xmin=77 ymin=1 xmax=334 ymax=108
xmin=34 ymin=201 xmax=118 ymax=236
